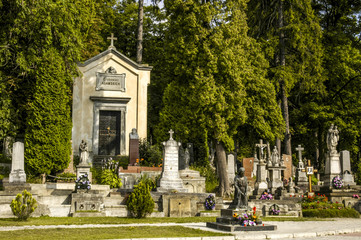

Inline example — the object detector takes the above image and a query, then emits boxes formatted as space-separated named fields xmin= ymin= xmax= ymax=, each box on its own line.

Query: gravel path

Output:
xmin=1 ymin=218 xmax=361 ymax=240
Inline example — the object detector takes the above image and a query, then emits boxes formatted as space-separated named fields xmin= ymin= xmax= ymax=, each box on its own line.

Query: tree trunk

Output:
xmin=136 ymin=0 xmax=144 ymax=64
xmin=278 ymin=0 xmax=292 ymax=156
xmin=216 ymin=141 xmax=230 ymax=197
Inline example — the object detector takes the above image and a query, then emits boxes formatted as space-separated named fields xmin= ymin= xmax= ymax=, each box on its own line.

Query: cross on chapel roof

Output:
xmin=107 ymin=33 xmax=117 ymax=50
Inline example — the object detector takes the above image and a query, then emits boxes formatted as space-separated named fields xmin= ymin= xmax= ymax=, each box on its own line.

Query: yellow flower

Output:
xmin=136 ymin=159 xmax=139 ymax=163
xmin=141 ymin=158 xmax=144 ymax=161
xmin=233 ymin=213 xmax=238 ymax=218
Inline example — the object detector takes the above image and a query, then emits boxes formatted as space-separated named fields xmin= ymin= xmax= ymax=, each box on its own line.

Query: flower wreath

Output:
xmin=332 ymin=176 xmax=343 ymax=189
xmin=205 ymin=194 xmax=216 ymax=210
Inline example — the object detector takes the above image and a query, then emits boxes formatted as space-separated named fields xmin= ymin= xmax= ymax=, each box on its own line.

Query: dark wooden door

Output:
xmin=98 ymin=111 xmax=121 ymax=155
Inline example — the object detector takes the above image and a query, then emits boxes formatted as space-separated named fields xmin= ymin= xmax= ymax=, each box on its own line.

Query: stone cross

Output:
xmin=107 ymin=33 xmax=117 ymax=49
xmin=304 ymin=159 xmax=318 ymax=193
xmin=255 ymin=139 xmax=267 ymax=160
xmin=169 ymin=129 xmax=174 ymax=140
xmin=296 ymin=145 xmax=304 ymax=162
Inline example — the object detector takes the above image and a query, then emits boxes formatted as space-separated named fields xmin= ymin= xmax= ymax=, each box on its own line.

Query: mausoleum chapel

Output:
xmin=72 ymin=36 xmax=152 ymax=160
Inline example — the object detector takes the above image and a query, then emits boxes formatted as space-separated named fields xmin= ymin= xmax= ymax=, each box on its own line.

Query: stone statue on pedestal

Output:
xmin=327 ymin=124 xmax=339 ymax=154
xmin=233 ymin=167 xmax=248 ymax=209
xmin=79 ymin=140 xmax=89 ymax=165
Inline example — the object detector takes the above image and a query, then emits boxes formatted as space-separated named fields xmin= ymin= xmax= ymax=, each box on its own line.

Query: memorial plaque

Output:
xmin=96 ymin=67 xmax=126 ymax=91
xmin=98 ymin=111 xmax=121 ymax=155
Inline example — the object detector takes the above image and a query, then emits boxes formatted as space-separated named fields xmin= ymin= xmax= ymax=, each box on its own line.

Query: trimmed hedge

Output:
xmin=303 ymin=208 xmax=360 ymax=218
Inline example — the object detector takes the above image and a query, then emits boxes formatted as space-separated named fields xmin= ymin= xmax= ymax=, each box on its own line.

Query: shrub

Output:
xmin=302 ymin=194 xmax=360 ymax=218
xmin=92 ymin=157 xmax=123 ymax=188
xmin=10 ymin=190 xmax=37 ymax=221
xmin=303 ymin=208 xmax=360 ymax=218
xmin=126 ymin=181 xmax=154 ymax=218
xmin=139 ymin=174 xmax=157 ymax=191
xmin=100 ymin=169 xmax=122 ymax=188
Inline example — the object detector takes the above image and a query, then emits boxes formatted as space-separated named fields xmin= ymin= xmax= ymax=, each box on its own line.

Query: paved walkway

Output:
xmin=1 ymin=218 xmax=361 ymax=239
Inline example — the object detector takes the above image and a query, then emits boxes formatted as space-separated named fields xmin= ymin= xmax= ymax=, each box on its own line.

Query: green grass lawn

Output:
xmin=0 ymin=216 xmax=218 ymax=226
xmin=0 ymin=215 xmax=331 ymax=227
xmin=0 ymin=226 xmax=232 ymax=240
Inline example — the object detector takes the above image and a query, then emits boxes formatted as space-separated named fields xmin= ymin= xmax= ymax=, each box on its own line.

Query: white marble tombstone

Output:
xmin=9 ymin=142 xmax=26 ymax=183
xmin=227 ymin=153 xmax=236 ymax=185
xmin=324 ymin=125 xmax=342 ymax=187
xmin=157 ymin=130 xmax=188 ymax=193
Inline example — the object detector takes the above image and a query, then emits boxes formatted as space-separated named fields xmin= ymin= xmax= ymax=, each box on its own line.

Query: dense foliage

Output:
xmin=1 ymin=0 xmax=361 ymax=186
xmin=0 ymin=0 xmax=98 ymax=176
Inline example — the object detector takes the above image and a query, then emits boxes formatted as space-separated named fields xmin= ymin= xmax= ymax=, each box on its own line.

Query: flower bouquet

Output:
xmin=260 ymin=192 xmax=273 ymax=200
xmin=233 ymin=207 xmax=260 ymax=226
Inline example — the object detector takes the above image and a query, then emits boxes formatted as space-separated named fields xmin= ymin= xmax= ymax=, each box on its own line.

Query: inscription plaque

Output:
xmin=96 ymin=66 xmax=126 ymax=91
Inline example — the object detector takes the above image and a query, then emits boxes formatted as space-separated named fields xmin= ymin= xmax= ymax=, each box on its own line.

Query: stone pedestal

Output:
xmin=253 ymin=161 xmax=268 ymax=196
xmin=296 ymin=168 xmax=308 ymax=186
xmin=70 ymin=191 xmax=105 ymax=217
xmin=76 ymin=164 xmax=92 ymax=182
xmin=206 ymin=209 xmax=277 ymax=232
xmin=268 ymin=166 xmax=284 ymax=193
xmin=179 ymin=169 xmax=206 ymax=193
xmin=324 ymin=151 xmax=341 ymax=187
xmin=129 ymin=128 xmax=139 ymax=166
xmin=9 ymin=142 xmax=26 ymax=183
xmin=157 ymin=131 xmax=188 ymax=193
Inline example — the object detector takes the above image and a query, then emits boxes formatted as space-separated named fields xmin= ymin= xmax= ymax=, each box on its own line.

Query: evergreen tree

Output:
xmin=159 ymin=0 xmax=283 ymax=196
xmin=0 ymin=0 xmax=96 ymax=175
xmin=247 ymin=0 xmax=324 ymax=155
xmin=126 ymin=181 xmax=154 ymax=218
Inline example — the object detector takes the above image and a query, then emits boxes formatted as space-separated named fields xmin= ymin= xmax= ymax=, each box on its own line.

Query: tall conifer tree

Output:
xmin=247 ymin=0 xmax=324 ymax=156
xmin=159 ymin=0 xmax=283 ymax=196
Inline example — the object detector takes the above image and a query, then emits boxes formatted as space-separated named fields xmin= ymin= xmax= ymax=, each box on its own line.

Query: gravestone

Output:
xmin=179 ymin=145 xmax=206 ymax=193
xmin=242 ymin=157 xmax=254 ymax=179
xmin=252 ymin=152 xmax=259 ymax=177
xmin=178 ymin=145 xmax=185 ymax=170
xmin=340 ymin=150 xmax=355 ymax=186
xmin=157 ymin=130 xmax=188 ymax=193
xmin=9 ymin=142 xmax=26 ymax=183
xmin=129 ymin=128 xmax=139 ymax=166
xmin=282 ymin=154 xmax=293 ymax=181
xmin=295 ymin=145 xmax=307 ymax=186
xmin=227 ymin=153 xmax=236 ymax=184
xmin=187 ymin=143 xmax=194 ymax=165
xmin=267 ymin=146 xmax=284 ymax=193
xmin=253 ymin=140 xmax=268 ymax=196
xmin=324 ymin=124 xmax=342 ymax=187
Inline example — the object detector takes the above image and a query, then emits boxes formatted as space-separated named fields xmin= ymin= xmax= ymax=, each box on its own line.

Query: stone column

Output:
xmin=253 ymin=160 xmax=268 ymax=195
xmin=9 ymin=142 xmax=26 ymax=183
